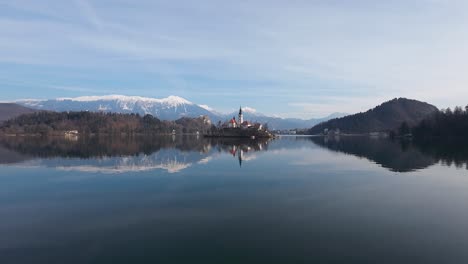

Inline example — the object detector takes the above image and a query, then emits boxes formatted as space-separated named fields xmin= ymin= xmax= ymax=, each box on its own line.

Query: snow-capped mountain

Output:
xmin=15 ymin=95 xmax=346 ymax=130
xmin=16 ymin=95 xmax=218 ymax=121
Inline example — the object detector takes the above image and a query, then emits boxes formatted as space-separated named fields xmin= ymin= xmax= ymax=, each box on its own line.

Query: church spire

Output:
xmin=238 ymin=106 xmax=243 ymax=125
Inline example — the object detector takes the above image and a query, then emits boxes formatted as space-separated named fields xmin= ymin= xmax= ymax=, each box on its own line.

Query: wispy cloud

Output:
xmin=48 ymin=85 xmax=115 ymax=94
xmin=1 ymin=0 xmax=468 ymax=117
xmin=73 ymin=0 xmax=103 ymax=30
xmin=288 ymin=96 xmax=392 ymax=118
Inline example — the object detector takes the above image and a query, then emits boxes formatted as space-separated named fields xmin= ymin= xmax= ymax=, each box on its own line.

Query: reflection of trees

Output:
xmin=312 ymin=135 xmax=468 ymax=171
xmin=413 ymin=139 xmax=468 ymax=170
xmin=0 ymin=136 xmax=212 ymax=159
xmin=0 ymin=136 xmax=215 ymax=173
xmin=3 ymin=135 xmax=467 ymax=172
xmin=310 ymin=136 xmax=437 ymax=172
xmin=0 ymin=136 xmax=272 ymax=169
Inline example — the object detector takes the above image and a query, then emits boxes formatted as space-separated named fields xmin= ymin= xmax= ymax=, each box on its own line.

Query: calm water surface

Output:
xmin=0 ymin=135 xmax=468 ymax=264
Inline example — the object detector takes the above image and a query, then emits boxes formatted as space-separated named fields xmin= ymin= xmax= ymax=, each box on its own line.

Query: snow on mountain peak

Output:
xmin=12 ymin=95 xmax=342 ymax=129
xmin=51 ymin=95 xmax=193 ymax=106
xmin=161 ymin=95 xmax=193 ymax=106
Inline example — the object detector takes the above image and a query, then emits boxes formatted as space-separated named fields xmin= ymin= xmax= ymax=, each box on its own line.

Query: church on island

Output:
xmin=226 ymin=107 xmax=263 ymax=130
xmin=204 ymin=107 xmax=274 ymax=138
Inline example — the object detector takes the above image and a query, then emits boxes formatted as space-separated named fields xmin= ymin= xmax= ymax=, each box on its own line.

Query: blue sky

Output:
xmin=1 ymin=0 xmax=468 ymax=118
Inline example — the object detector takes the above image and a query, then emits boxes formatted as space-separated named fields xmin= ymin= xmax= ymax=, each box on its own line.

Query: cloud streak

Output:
xmin=1 ymin=0 xmax=468 ymax=117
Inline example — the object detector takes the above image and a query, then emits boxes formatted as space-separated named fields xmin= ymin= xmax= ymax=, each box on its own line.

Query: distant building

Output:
xmin=241 ymin=121 xmax=253 ymax=128
xmin=326 ymin=128 xmax=341 ymax=137
xmin=64 ymin=130 xmax=79 ymax=141
xmin=64 ymin=130 xmax=79 ymax=135
xmin=201 ymin=115 xmax=211 ymax=125
xmin=229 ymin=117 xmax=237 ymax=128
xmin=254 ymin=123 xmax=264 ymax=131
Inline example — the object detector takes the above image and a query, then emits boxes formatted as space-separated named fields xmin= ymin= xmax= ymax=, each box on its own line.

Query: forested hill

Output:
xmin=309 ymin=98 xmax=438 ymax=134
xmin=413 ymin=106 xmax=468 ymax=140
xmin=0 ymin=111 xmax=212 ymax=135
xmin=0 ymin=103 xmax=37 ymax=122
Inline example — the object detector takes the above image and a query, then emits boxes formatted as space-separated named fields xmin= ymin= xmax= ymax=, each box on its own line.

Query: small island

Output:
xmin=204 ymin=107 xmax=274 ymax=138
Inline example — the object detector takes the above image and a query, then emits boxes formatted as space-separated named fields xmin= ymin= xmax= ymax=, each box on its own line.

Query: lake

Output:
xmin=0 ymin=135 xmax=468 ymax=264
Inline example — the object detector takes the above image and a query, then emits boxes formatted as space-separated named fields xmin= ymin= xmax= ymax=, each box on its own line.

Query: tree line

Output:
xmin=405 ymin=105 xmax=468 ymax=140
xmin=0 ymin=111 xmax=213 ymax=135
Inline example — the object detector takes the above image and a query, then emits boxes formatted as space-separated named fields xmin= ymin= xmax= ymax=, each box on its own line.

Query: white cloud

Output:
xmin=242 ymin=107 xmax=257 ymax=113
xmin=2 ymin=0 xmax=468 ymax=116
xmin=198 ymin=104 xmax=214 ymax=112
xmin=286 ymin=96 xmax=393 ymax=118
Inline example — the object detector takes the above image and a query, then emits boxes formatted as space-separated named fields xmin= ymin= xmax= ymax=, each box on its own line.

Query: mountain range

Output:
xmin=0 ymin=103 xmax=37 ymax=122
xmin=309 ymin=98 xmax=439 ymax=134
xmin=13 ymin=95 xmax=346 ymax=130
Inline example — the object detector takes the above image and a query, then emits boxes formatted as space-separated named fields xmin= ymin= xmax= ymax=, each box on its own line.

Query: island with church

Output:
xmin=204 ymin=107 xmax=274 ymax=138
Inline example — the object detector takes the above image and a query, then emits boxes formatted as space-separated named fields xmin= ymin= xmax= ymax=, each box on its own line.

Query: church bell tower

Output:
xmin=238 ymin=106 xmax=243 ymax=125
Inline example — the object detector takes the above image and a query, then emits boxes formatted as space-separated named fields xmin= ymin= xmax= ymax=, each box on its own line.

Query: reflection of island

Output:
xmin=211 ymin=138 xmax=271 ymax=167
xmin=0 ymin=136 xmax=272 ymax=173
xmin=310 ymin=136 xmax=438 ymax=172
xmin=3 ymin=135 xmax=465 ymax=173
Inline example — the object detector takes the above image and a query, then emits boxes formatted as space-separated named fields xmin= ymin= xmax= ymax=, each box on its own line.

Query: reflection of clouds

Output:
xmin=288 ymin=148 xmax=378 ymax=170
xmin=54 ymin=155 xmax=193 ymax=174
xmin=197 ymin=152 xmax=225 ymax=165
xmin=267 ymin=148 xmax=312 ymax=155
xmin=197 ymin=156 xmax=213 ymax=164
xmin=0 ymin=138 xmax=273 ymax=173
xmin=241 ymin=154 xmax=257 ymax=162
xmin=55 ymin=161 xmax=191 ymax=174
xmin=8 ymin=152 xmax=204 ymax=174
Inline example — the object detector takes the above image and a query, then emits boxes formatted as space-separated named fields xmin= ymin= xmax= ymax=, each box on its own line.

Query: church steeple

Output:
xmin=238 ymin=106 xmax=243 ymax=125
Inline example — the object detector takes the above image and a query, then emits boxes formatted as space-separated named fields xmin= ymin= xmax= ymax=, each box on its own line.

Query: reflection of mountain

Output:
xmin=0 ymin=146 xmax=32 ymax=164
xmin=0 ymin=136 xmax=272 ymax=173
xmin=310 ymin=136 xmax=437 ymax=172
xmin=48 ymin=150 xmax=201 ymax=174
xmin=1 ymin=136 xmax=467 ymax=173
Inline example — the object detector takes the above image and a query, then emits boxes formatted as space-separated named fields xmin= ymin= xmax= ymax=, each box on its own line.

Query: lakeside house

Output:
xmin=64 ymin=130 xmax=79 ymax=136
xmin=324 ymin=128 xmax=340 ymax=136
xmin=64 ymin=130 xmax=79 ymax=141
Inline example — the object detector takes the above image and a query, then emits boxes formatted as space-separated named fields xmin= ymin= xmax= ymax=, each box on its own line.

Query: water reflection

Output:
xmin=2 ymin=136 xmax=468 ymax=263
xmin=1 ymin=135 xmax=468 ymax=173
xmin=0 ymin=136 xmax=271 ymax=173
xmin=214 ymin=138 xmax=269 ymax=167
xmin=309 ymin=136 xmax=468 ymax=172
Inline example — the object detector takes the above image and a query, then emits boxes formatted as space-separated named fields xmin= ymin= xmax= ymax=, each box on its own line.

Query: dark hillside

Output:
xmin=0 ymin=103 xmax=37 ymax=122
xmin=309 ymin=98 xmax=438 ymax=134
